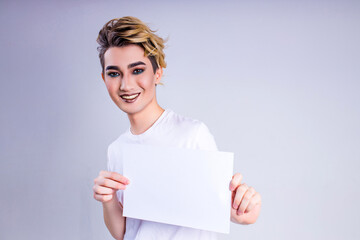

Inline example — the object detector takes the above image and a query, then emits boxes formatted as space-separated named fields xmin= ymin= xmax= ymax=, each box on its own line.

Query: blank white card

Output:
xmin=122 ymin=143 xmax=234 ymax=234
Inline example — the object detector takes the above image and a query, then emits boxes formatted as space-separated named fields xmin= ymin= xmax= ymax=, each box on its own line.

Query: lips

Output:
xmin=120 ymin=93 xmax=140 ymax=103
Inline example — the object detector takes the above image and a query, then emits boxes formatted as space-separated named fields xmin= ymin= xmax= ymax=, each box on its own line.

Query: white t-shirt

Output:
xmin=107 ymin=109 xmax=219 ymax=240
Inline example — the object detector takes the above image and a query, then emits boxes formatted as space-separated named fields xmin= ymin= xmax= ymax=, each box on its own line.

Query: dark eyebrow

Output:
xmin=105 ymin=61 xmax=146 ymax=72
xmin=105 ymin=65 xmax=120 ymax=71
xmin=128 ymin=61 xmax=146 ymax=69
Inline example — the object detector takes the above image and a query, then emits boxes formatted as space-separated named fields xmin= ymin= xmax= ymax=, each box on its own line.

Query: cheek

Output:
xmin=106 ymin=80 xmax=119 ymax=92
xmin=137 ymin=74 xmax=156 ymax=90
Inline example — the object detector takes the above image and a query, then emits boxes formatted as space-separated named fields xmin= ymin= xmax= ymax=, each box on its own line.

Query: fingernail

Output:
xmin=233 ymin=203 xmax=237 ymax=209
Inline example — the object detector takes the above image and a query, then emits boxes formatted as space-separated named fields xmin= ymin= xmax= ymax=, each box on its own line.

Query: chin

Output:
xmin=118 ymin=104 xmax=145 ymax=115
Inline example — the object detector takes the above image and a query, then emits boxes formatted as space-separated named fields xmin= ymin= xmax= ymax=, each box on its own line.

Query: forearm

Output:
xmin=102 ymin=194 xmax=126 ymax=240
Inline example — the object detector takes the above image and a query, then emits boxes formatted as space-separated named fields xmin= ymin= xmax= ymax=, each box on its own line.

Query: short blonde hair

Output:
xmin=96 ymin=16 xmax=167 ymax=75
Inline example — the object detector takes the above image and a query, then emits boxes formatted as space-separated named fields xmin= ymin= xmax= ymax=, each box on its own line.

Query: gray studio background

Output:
xmin=1 ymin=0 xmax=359 ymax=239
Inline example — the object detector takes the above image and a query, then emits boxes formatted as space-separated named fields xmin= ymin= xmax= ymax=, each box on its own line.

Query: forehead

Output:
xmin=104 ymin=45 xmax=149 ymax=67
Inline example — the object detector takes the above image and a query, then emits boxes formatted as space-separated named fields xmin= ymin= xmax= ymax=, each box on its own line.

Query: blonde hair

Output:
xmin=96 ymin=16 xmax=167 ymax=76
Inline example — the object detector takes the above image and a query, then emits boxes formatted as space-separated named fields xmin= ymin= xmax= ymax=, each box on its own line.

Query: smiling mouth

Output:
xmin=120 ymin=93 xmax=140 ymax=102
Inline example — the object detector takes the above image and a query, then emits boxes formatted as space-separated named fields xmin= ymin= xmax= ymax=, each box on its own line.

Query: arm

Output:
xmin=94 ymin=171 xmax=130 ymax=240
xmin=102 ymin=193 xmax=126 ymax=240
xmin=229 ymin=173 xmax=262 ymax=225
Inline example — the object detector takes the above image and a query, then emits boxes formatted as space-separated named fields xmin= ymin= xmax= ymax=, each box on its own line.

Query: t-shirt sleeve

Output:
xmin=106 ymin=145 xmax=112 ymax=172
xmin=195 ymin=122 xmax=219 ymax=151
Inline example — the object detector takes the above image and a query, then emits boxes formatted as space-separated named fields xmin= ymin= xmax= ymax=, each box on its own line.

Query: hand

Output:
xmin=93 ymin=170 xmax=130 ymax=203
xmin=229 ymin=173 xmax=262 ymax=224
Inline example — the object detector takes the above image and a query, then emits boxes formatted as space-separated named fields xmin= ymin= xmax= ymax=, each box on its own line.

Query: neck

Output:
xmin=127 ymin=99 xmax=164 ymax=135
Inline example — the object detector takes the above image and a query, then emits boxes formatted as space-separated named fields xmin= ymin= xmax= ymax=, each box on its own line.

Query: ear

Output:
xmin=101 ymin=72 xmax=105 ymax=82
xmin=155 ymin=67 xmax=163 ymax=85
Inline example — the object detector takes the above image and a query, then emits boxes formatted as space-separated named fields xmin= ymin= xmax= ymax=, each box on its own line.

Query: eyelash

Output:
xmin=107 ymin=72 xmax=120 ymax=78
xmin=107 ymin=69 xmax=144 ymax=78
xmin=133 ymin=69 xmax=144 ymax=75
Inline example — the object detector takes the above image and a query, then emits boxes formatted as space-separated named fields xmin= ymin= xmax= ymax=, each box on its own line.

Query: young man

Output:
xmin=93 ymin=16 xmax=261 ymax=240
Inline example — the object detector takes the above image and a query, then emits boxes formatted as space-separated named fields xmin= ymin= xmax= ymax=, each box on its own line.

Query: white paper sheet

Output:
xmin=122 ymin=143 xmax=234 ymax=234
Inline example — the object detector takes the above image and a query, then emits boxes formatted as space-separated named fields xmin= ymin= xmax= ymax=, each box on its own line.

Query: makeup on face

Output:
xmin=106 ymin=61 xmax=146 ymax=72
xmin=105 ymin=61 xmax=149 ymax=103
xmin=102 ymin=45 xmax=160 ymax=115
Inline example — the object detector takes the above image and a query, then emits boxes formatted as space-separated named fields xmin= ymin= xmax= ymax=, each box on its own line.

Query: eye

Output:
xmin=107 ymin=72 xmax=120 ymax=78
xmin=133 ymin=69 xmax=144 ymax=75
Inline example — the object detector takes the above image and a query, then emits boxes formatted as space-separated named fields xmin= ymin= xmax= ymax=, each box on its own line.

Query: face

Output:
xmin=101 ymin=45 xmax=162 ymax=116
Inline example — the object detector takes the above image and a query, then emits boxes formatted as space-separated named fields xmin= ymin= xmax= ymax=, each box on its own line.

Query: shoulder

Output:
xmin=194 ymin=121 xmax=218 ymax=151
xmin=106 ymin=132 xmax=129 ymax=168
xmin=167 ymin=110 xmax=202 ymax=129
xmin=107 ymin=133 xmax=128 ymax=157
xmin=166 ymin=110 xmax=218 ymax=151
xmin=164 ymin=110 xmax=204 ymax=136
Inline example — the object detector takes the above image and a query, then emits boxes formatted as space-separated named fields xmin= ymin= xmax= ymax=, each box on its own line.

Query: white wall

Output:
xmin=0 ymin=0 xmax=359 ymax=239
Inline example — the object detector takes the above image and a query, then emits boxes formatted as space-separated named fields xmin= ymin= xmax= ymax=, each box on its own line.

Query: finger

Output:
xmin=244 ymin=192 xmax=261 ymax=213
xmin=93 ymin=192 xmax=113 ymax=202
xmin=232 ymin=183 xmax=248 ymax=209
xmin=99 ymin=170 xmax=130 ymax=185
xmin=93 ymin=185 xmax=114 ymax=195
xmin=99 ymin=177 xmax=127 ymax=190
xmin=237 ymin=186 xmax=256 ymax=215
xmin=229 ymin=173 xmax=243 ymax=191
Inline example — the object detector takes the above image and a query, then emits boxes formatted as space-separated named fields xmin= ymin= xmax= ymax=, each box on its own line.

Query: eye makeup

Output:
xmin=107 ymin=72 xmax=120 ymax=78
xmin=133 ymin=69 xmax=144 ymax=75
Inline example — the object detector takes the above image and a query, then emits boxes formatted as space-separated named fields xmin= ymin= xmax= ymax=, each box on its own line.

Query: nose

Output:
xmin=120 ymin=74 xmax=134 ymax=92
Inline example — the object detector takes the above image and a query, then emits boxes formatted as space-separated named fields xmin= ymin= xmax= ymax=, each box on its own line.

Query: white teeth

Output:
xmin=121 ymin=93 xmax=139 ymax=100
